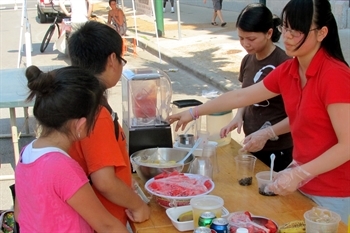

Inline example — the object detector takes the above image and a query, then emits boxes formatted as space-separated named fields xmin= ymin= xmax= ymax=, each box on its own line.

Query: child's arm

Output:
xmin=59 ymin=0 xmax=71 ymax=16
xmin=67 ymin=183 xmax=130 ymax=232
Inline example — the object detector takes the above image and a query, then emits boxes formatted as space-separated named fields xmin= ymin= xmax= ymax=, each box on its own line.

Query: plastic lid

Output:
xmin=190 ymin=195 xmax=224 ymax=210
xmin=236 ymin=228 xmax=249 ymax=233
xmin=172 ymin=99 xmax=202 ymax=108
xmin=208 ymin=110 xmax=232 ymax=116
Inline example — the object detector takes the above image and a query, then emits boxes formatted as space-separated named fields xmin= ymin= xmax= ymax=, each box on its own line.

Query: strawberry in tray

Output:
xmin=228 ymin=211 xmax=278 ymax=233
xmin=147 ymin=171 xmax=213 ymax=197
xmin=144 ymin=172 xmax=215 ymax=208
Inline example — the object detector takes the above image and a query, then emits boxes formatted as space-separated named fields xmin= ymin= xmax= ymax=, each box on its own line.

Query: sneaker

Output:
xmin=171 ymin=7 xmax=174 ymax=13
xmin=163 ymin=8 xmax=165 ymax=13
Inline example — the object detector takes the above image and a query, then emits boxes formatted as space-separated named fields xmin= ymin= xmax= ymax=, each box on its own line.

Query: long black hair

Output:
xmin=236 ymin=3 xmax=281 ymax=43
xmin=281 ymin=0 xmax=348 ymax=66
xmin=25 ymin=66 xmax=105 ymax=137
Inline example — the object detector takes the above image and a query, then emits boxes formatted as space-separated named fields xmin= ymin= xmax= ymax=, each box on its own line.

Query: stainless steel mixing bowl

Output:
xmin=130 ymin=147 xmax=195 ymax=182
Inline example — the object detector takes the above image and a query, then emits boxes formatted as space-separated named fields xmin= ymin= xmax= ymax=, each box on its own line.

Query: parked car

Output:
xmin=37 ymin=0 xmax=71 ymax=23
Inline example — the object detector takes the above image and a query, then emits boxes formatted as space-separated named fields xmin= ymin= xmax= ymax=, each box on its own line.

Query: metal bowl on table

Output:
xmin=130 ymin=147 xmax=195 ymax=182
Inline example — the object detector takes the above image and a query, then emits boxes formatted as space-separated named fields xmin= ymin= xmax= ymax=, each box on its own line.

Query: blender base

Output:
xmin=124 ymin=124 xmax=173 ymax=157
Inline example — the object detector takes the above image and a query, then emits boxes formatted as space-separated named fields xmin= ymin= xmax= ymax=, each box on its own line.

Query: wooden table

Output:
xmin=0 ymin=68 xmax=34 ymax=181
xmin=131 ymin=140 xmax=348 ymax=232
xmin=0 ymin=66 xmax=61 ymax=181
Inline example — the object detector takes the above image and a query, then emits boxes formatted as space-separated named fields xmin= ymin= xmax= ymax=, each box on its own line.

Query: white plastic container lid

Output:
xmin=236 ymin=228 xmax=249 ymax=233
xmin=190 ymin=195 xmax=224 ymax=210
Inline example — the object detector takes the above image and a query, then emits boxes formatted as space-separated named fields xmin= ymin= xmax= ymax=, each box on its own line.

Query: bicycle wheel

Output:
xmin=40 ymin=25 xmax=56 ymax=53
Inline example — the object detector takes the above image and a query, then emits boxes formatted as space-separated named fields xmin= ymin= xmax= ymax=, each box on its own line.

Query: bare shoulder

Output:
xmin=117 ymin=8 xmax=125 ymax=15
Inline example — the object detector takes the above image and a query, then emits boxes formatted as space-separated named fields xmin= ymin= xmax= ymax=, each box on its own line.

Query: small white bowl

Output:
xmin=173 ymin=141 xmax=218 ymax=157
xmin=166 ymin=205 xmax=230 ymax=232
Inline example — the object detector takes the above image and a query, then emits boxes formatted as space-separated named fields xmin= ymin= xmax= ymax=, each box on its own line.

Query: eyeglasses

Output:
xmin=277 ymin=25 xmax=318 ymax=38
xmin=277 ymin=25 xmax=302 ymax=37
xmin=120 ymin=57 xmax=127 ymax=66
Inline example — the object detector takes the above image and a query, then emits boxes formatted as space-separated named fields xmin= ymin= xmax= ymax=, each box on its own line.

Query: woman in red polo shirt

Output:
xmin=168 ymin=0 xmax=350 ymax=224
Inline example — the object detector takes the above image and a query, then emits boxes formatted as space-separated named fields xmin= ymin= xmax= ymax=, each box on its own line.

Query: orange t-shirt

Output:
xmin=69 ymin=106 xmax=131 ymax=225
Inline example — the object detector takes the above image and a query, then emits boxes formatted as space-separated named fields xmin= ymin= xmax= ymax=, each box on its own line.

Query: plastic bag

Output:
xmin=147 ymin=173 xmax=212 ymax=197
xmin=228 ymin=211 xmax=276 ymax=233
xmin=0 ymin=210 xmax=14 ymax=233
xmin=53 ymin=30 xmax=67 ymax=54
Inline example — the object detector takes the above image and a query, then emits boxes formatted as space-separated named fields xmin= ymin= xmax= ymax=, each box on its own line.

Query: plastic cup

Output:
xmin=234 ymin=154 xmax=257 ymax=186
xmin=255 ymin=171 xmax=277 ymax=196
xmin=202 ymin=144 xmax=219 ymax=174
xmin=197 ymin=130 xmax=210 ymax=148
xmin=304 ymin=208 xmax=341 ymax=233
xmin=190 ymin=195 xmax=224 ymax=228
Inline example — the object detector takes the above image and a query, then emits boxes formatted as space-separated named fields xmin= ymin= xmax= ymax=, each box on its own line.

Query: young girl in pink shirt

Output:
xmin=15 ymin=66 xmax=129 ymax=233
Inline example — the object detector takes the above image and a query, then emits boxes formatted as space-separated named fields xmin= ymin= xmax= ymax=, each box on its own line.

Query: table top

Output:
xmin=0 ymin=68 xmax=33 ymax=109
xmin=0 ymin=66 xmax=63 ymax=109
xmin=131 ymin=140 xmax=348 ymax=233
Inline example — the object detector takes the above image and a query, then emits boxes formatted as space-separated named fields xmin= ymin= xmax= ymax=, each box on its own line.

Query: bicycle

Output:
xmin=40 ymin=1 xmax=71 ymax=53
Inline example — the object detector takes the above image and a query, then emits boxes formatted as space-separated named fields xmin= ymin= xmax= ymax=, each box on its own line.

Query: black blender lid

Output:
xmin=172 ymin=99 xmax=203 ymax=108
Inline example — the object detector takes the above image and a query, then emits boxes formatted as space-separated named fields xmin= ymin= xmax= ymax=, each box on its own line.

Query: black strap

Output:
xmin=100 ymin=96 xmax=119 ymax=141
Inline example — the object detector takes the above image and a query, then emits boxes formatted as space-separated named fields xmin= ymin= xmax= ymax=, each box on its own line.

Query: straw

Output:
xmin=270 ymin=153 xmax=276 ymax=181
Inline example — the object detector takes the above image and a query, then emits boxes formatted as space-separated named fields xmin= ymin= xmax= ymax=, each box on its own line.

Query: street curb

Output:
xmin=134 ymin=36 xmax=240 ymax=93
xmin=95 ymin=1 xmax=242 ymax=93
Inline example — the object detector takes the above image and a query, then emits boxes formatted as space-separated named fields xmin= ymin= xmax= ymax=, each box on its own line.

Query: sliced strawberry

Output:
xmin=265 ymin=220 xmax=277 ymax=233
xmin=204 ymin=180 xmax=212 ymax=189
xmin=154 ymin=172 xmax=167 ymax=179
xmin=244 ymin=211 xmax=252 ymax=220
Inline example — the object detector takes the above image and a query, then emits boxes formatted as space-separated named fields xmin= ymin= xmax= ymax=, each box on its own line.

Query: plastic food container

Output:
xmin=145 ymin=173 xmax=215 ymax=208
xmin=166 ymin=205 xmax=229 ymax=231
xmin=173 ymin=141 xmax=218 ymax=157
xmin=190 ymin=195 xmax=224 ymax=228
xmin=255 ymin=171 xmax=277 ymax=196
xmin=304 ymin=208 xmax=341 ymax=233
xmin=206 ymin=110 xmax=232 ymax=146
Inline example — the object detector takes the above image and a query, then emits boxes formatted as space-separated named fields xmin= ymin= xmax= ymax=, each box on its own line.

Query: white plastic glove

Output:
xmin=241 ymin=126 xmax=278 ymax=152
xmin=266 ymin=161 xmax=314 ymax=196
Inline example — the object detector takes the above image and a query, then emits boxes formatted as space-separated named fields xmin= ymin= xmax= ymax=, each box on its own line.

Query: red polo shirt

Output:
xmin=263 ymin=48 xmax=350 ymax=197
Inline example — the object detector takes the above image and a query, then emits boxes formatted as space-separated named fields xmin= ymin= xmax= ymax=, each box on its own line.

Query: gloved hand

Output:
xmin=220 ymin=117 xmax=243 ymax=138
xmin=241 ymin=126 xmax=278 ymax=152
xmin=266 ymin=161 xmax=314 ymax=196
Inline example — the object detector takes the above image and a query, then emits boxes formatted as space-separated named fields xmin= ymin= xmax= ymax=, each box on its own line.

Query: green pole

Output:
xmin=154 ymin=0 xmax=164 ymax=37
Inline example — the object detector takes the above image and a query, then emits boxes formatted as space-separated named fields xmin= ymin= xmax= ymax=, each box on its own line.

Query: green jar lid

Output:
xmin=209 ymin=110 xmax=232 ymax=116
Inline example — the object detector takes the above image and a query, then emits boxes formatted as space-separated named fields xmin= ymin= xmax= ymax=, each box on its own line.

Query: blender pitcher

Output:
xmin=121 ymin=68 xmax=173 ymax=157
xmin=131 ymin=80 xmax=157 ymax=119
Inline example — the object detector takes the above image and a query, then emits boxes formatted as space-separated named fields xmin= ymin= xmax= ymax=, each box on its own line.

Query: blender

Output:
xmin=121 ymin=68 xmax=173 ymax=156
